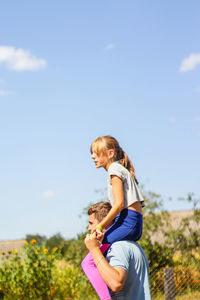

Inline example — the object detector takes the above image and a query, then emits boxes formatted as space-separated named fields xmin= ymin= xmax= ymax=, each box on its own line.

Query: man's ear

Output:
xmin=108 ymin=149 xmax=115 ymax=159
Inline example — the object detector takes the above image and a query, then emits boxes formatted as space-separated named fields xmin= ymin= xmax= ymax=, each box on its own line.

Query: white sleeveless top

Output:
xmin=107 ymin=161 xmax=144 ymax=208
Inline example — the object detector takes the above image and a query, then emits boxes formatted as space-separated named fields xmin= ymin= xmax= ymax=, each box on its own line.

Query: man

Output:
xmin=83 ymin=202 xmax=151 ymax=300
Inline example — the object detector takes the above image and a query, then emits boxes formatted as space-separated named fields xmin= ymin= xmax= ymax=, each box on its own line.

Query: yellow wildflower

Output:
xmin=14 ymin=249 xmax=18 ymax=255
xmin=43 ymin=248 xmax=48 ymax=254
xmin=35 ymin=250 xmax=39 ymax=255
xmin=25 ymin=241 xmax=29 ymax=246
xmin=1 ymin=251 xmax=5 ymax=255
xmin=172 ymin=251 xmax=181 ymax=263
xmin=53 ymin=247 xmax=58 ymax=252
xmin=31 ymin=239 xmax=37 ymax=245
xmin=7 ymin=250 xmax=12 ymax=255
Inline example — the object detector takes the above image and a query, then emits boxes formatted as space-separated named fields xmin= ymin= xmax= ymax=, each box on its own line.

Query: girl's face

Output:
xmin=91 ymin=149 xmax=114 ymax=170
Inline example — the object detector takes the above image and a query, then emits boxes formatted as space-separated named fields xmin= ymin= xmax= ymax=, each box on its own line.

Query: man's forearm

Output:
xmin=90 ymin=247 xmax=126 ymax=292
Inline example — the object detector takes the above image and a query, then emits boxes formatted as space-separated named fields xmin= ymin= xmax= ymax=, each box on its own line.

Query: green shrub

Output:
xmin=0 ymin=240 xmax=98 ymax=300
xmin=0 ymin=239 xmax=60 ymax=299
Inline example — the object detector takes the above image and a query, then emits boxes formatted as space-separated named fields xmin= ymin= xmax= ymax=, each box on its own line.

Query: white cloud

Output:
xmin=43 ymin=191 xmax=56 ymax=198
xmin=180 ymin=53 xmax=200 ymax=72
xmin=0 ymin=46 xmax=47 ymax=71
xmin=0 ymin=90 xmax=14 ymax=96
xmin=105 ymin=43 xmax=116 ymax=51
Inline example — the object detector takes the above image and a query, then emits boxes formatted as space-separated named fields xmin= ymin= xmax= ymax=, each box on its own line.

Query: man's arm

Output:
xmin=85 ymin=232 xmax=127 ymax=292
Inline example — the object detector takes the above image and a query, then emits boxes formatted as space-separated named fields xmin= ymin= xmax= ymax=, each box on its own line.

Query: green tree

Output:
xmin=25 ymin=234 xmax=47 ymax=246
xmin=45 ymin=233 xmax=65 ymax=251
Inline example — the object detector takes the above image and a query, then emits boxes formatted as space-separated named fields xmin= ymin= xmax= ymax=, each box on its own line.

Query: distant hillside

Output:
xmin=165 ymin=210 xmax=198 ymax=229
xmin=0 ymin=240 xmax=26 ymax=253
xmin=149 ymin=209 xmax=199 ymax=243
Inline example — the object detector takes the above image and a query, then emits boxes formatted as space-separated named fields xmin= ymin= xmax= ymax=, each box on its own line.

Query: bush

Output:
xmin=50 ymin=260 xmax=98 ymax=299
xmin=0 ymin=239 xmax=60 ymax=299
xmin=0 ymin=239 xmax=98 ymax=300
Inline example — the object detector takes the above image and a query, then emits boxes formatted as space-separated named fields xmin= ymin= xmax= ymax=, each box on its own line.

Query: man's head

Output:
xmin=88 ymin=201 xmax=112 ymax=232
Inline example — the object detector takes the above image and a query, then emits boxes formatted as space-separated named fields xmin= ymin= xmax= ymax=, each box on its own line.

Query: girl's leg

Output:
xmin=81 ymin=244 xmax=111 ymax=300
xmin=103 ymin=209 xmax=143 ymax=244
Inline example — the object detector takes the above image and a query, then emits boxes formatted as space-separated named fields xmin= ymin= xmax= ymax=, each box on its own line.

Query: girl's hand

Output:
xmin=91 ymin=224 xmax=103 ymax=234
xmin=91 ymin=226 xmax=104 ymax=242
xmin=96 ymin=229 xmax=104 ymax=242
xmin=95 ymin=227 xmax=103 ymax=238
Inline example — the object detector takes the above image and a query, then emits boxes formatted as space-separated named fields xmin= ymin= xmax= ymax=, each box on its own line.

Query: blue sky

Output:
xmin=0 ymin=1 xmax=199 ymax=240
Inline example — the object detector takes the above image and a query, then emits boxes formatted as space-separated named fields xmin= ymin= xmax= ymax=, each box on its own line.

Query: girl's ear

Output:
xmin=107 ymin=149 xmax=115 ymax=159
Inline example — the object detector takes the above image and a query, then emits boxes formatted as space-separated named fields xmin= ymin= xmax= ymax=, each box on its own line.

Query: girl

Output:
xmin=82 ymin=135 xmax=144 ymax=299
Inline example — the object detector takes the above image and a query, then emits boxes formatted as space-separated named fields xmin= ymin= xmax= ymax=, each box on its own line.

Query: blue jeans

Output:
xmin=103 ymin=208 xmax=143 ymax=244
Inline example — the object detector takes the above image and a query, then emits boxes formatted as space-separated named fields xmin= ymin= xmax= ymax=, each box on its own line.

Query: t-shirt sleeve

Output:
xmin=108 ymin=163 xmax=125 ymax=181
xmin=106 ymin=242 xmax=129 ymax=272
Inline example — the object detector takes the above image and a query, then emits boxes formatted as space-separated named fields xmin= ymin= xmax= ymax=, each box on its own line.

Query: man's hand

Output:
xmin=84 ymin=232 xmax=101 ymax=252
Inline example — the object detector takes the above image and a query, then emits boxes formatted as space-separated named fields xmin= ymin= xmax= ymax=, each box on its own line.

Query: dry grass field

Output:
xmin=0 ymin=239 xmax=26 ymax=253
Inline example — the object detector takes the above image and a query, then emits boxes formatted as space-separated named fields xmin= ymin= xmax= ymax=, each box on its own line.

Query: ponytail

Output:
xmin=119 ymin=150 xmax=138 ymax=185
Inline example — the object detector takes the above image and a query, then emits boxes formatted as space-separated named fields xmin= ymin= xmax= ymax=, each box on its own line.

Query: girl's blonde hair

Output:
xmin=90 ymin=135 xmax=138 ymax=184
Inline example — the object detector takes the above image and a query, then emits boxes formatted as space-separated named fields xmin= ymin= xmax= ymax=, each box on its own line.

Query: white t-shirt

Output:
xmin=107 ymin=161 xmax=144 ymax=208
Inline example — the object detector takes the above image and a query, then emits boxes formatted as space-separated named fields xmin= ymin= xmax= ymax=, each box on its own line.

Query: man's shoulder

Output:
xmin=107 ymin=241 xmax=146 ymax=259
xmin=107 ymin=241 xmax=140 ymax=253
xmin=106 ymin=241 xmax=148 ymax=273
xmin=110 ymin=240 xmax=141 ymax=248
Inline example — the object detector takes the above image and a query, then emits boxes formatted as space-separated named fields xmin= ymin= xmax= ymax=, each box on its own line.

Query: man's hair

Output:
xmin=88 ymin=201 xmax=112 ymax=222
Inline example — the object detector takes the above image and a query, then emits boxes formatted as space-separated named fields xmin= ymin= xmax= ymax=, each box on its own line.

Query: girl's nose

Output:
xmin=91 ymin=153 xmax=96 ymax=159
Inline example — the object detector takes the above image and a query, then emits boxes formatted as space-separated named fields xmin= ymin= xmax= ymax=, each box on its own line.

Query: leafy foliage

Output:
xmin=45 ymin=233 xmax=65 ymax=251
xmin=0 ymin=240 xmax=60 ymax=299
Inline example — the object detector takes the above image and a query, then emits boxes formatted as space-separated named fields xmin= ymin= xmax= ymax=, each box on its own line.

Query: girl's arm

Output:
xmin=96 ymin=175 xmax=124 ymax=230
